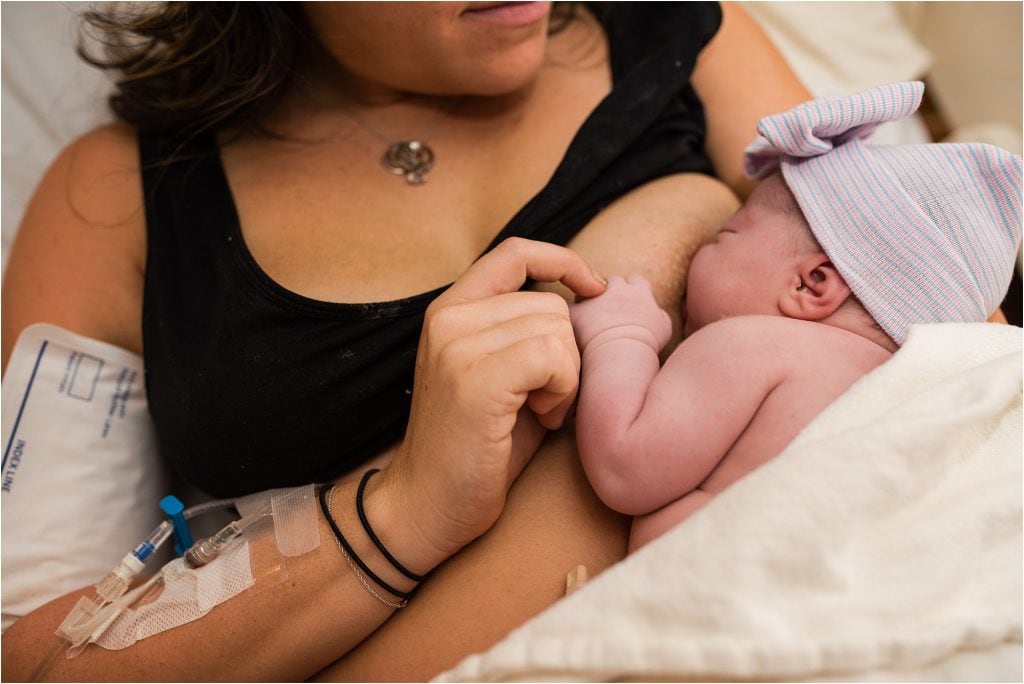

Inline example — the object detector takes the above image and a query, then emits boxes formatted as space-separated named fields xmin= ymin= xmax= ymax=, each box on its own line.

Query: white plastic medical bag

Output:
xmin=1 ymin=324 xmax=170 ymax=630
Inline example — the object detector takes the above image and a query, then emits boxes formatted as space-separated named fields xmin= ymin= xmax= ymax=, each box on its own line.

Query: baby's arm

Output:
xmin=571 ymin=278 xmax=780 ymax=516
xmin=570 ymin=276 xmax=672 ymax=515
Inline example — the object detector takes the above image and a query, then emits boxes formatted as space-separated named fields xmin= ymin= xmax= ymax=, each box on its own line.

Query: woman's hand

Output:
xmin=366 ymin=238 xmax=607 ymax=575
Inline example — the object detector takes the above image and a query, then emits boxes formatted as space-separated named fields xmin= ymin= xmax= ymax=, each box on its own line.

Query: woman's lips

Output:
xmin=461 ymin=2 xmax=552 ymax=28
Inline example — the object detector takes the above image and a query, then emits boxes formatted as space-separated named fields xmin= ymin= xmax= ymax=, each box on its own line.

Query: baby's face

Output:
xmin=683 ymin=174 xmax=813 ymax=336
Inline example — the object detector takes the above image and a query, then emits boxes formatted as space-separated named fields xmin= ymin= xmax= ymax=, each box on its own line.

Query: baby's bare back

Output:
xmin=629 ymin=316 xmax=891 ymax=550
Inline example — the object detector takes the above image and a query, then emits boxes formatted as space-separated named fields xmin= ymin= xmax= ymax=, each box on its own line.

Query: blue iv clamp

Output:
xmin=159 ymin=495 xmax=194 ymax=556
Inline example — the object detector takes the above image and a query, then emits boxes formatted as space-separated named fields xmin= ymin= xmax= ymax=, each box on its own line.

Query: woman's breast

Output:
xmin=534 ymin=172 xmax=738 ymax=353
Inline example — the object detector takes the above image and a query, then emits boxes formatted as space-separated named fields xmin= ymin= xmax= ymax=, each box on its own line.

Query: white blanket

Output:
xmin=437 ymin=322 xmax=1023 ymax=682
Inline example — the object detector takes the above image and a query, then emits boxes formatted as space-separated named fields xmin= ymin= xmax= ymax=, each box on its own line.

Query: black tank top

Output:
xmin=141 ymin=2 xmax=722 ymax=497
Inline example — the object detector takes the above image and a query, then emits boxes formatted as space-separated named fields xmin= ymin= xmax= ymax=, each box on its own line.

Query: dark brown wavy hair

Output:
xmin=78 ymin=2 xmax=580 ymax=143
xmin=78 ymin=3 xmax=310 ymax=141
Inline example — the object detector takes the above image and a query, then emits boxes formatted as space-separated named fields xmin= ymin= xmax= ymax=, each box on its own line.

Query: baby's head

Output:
xmin=688 ymin=82 xmax=1023 ymax=346
xmin=684 ymin=172 xmax=886 ymax=344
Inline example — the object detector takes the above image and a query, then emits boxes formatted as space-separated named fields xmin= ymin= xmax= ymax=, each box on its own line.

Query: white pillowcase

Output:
xmin=1 ymin=2 xmax=113 ymax=270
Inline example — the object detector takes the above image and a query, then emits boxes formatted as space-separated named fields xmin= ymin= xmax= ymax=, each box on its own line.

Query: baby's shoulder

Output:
xmin=690 ymin=315 xmax=812 ymax=346
xmin=687 ymin=316 xmax=886 ymax=372
xmin=695 ymin=315 xmax=866 ymax=343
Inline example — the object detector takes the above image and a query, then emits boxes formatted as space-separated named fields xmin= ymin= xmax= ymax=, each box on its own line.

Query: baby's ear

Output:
xmin=778 ymin=253 xmax=852 ymax=321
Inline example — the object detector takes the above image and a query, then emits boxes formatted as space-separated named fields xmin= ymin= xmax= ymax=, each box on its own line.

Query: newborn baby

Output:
xmin=570 ymin=82 xmax=1022 ymax=552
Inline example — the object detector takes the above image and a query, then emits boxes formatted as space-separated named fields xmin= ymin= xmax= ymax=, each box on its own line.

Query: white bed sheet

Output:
xmin=437 ymin=323 xmax=1023 ymax=682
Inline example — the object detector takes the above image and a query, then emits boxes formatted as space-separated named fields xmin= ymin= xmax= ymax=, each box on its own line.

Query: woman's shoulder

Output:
xmin=62 ymin=121 xmax=139 ymax=175
xmin=34 ymin=122 xmax=145 ymax=265
xmin=30 ymin=123 xmax=144 ymax=235
xmin=56 ymin=122 xmax=142 ymax=213
xmin=60 ymin=121 xmax=138 ymax=162
xmin=1 ymin=122 xmax=146 ymax=362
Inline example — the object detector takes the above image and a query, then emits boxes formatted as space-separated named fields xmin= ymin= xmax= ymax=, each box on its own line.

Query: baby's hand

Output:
xmin=569 ymin=275 xmax=673 ymax=353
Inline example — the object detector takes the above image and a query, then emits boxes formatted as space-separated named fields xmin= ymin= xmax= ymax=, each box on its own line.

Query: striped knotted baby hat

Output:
xmin=744 ymin=81 xmax=1022 ymax=344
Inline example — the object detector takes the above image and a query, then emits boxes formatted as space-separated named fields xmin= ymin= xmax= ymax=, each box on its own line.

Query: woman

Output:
xmin=1 ymin=2 xmax=808 ymax=680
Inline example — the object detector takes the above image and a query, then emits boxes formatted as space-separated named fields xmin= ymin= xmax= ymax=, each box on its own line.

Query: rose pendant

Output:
xmin=382 ymin=140 xmax=435 ymax=185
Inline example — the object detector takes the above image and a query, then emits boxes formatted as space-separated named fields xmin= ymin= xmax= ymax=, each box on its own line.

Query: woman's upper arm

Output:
xmin=692 ymin=2 xmax=811 ymax=198
xmin=1 ymin=124 xmax=146 ymax=372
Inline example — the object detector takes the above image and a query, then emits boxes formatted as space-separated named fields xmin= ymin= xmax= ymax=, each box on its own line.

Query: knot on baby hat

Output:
xmin=742 ymin=81 xmax=1022 ymax=344
xmin=743 ymin=81 xmax=925 ymax=179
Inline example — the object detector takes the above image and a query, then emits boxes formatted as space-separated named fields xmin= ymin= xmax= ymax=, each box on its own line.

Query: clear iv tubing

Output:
xmin=184 ymin=503 xmax=270 ymax=567
xmin=51 ymin=495 xmax=265 ymax=670
xmin=113 ymin=497 xmax=237 ymax=568
xmin=182 ymin=497 xmax=236 ymax=520
xmin=89 ymin=498 xmax=243 ymax=604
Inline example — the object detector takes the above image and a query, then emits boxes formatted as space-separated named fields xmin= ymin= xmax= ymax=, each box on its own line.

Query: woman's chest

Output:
xmin=219 ymin=41 xmax=612 ymax=305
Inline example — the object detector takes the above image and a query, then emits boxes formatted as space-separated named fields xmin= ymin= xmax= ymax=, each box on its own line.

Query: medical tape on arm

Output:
xmin=271 ymin=484 xmax=321 ymax=557
xmin=91 ymin=484 xmax=321 ymax=651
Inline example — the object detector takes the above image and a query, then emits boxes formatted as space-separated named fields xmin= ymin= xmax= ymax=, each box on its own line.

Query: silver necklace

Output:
xmin=345 ymin=99 xmax=460 ymax=186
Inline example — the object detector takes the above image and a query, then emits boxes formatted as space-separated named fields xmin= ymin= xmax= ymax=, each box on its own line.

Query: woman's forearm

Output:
xmin=1 ymin=476 xmax=428 ymax=682
xmin=315 ymin=426 xmax=630 ymax=682
xmin=3 ymin=239 xmax=609 ymax=682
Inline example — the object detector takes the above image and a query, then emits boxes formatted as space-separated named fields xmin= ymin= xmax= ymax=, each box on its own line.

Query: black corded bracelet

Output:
xmin=356 ymin=469 xmax=430 ymax=583
xmin=317 ymin=483 xmax=416 ymax=602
